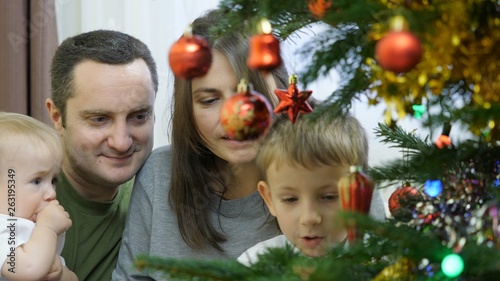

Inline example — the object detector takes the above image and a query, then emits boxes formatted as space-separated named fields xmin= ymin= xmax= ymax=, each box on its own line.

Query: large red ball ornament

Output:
xmin=168 ymin=30 xmax=212 ymax=80
xmin=247 ymin=33 xmax=282 ymax=73
xmin=375 ymin=30 xmax=422 ymax=73
xmin=220 ymin=79 xmax=273 ymax=141
xmin=388 ymin=184 xmax=423 ymax=221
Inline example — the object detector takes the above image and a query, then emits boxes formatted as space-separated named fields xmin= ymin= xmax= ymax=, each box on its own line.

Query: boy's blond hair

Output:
xmin=257 ymin=114 xmax=369 ymax=178
xmin=0 ymin=112 xmax=62 ymax=166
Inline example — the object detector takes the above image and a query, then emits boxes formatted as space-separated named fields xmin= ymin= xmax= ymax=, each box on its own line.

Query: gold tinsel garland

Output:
xmin=372 ymin=257 xmax=416 ymax=281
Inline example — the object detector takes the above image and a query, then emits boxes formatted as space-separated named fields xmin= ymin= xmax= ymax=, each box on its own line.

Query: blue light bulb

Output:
xmin=424 ymin=180 xmax=442 ymax=197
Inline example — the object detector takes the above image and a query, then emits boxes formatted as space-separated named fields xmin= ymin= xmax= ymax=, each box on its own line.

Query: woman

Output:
xmin=113 ymin=9 xmax=386 ymax=281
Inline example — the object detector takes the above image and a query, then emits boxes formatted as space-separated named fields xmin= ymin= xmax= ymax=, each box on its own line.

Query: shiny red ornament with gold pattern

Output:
xmin=168 ymin=25 xmax=212 ymax=79
xmin=338 ymin=166 xmax=375 ymax=243
xmin=220 ymin=79 xmax=273 ymax=141
xmin=388 ymin=182 xmax=423 ymax=222
xmin=247 ymin=19 xmax=282 ymax=73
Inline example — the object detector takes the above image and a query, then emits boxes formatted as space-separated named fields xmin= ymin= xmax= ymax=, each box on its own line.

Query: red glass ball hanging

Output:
xmin=220 ymin=79 xmax=273 ymax=141
xmin=375 ymin=30 xmax=422 ymax=73
xmin=168 ymin=32 xmax=212 ymax=80
xmin=388 ymin=184 xmax=423 ymax=221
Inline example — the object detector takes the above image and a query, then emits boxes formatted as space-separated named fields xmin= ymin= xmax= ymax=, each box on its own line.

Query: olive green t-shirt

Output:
xmin=56 ymin=172 xmax=133 ymax=281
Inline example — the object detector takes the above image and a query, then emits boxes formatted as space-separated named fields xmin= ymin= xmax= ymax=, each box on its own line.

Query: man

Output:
xmin=46 ymin=30 xmax=158 ymax=281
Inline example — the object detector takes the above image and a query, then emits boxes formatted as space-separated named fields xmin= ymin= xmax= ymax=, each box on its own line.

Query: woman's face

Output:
xmin=191 ymin=50 xmax=260 ymax=164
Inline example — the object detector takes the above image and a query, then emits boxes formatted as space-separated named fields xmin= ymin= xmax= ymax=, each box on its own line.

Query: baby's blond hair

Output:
xmin=0 ymin=112 xmax=62 ymax=168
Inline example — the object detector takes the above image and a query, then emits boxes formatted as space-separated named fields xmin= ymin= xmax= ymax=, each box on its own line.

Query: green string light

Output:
xmin=412 ymin=104 xmax=426 ymax=119
xmin=441 ymin=253 xmax=464 ymax=278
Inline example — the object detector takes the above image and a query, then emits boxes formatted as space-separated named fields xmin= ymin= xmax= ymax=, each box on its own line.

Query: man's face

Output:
xmin=58 ymin=59 xmax=155 ymax=188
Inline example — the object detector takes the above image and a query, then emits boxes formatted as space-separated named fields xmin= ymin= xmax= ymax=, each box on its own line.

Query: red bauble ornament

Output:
xmin=308 ymin=0 xmax=332 ymax=19
xmin=338 ymin=166 xmax=375 ymax=243
xmin=220 ymin=79 xmax=273 ymax=141
xmin=274 ymin=74 xmax=313 ymax=123
xmin=375 ymin=30 xmax=422 ymax=73
xmin=388 ymin=183 xmax=423 ymax=222
xmin=168 ymin=27 xmax=212 ymax=79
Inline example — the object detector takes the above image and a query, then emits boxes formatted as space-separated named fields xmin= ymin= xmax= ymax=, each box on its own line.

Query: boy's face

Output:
xmin=258 ymin=162 xmax=349 ymax=257
xmin=0 ymin=144 xmax=62 ymax=221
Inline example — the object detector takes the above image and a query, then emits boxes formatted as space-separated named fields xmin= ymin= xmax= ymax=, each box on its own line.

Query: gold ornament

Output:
xmin=366 ymin=1 xmax=500 ymax=141
xmin=372 ymin=258 xmax=416 ymax=281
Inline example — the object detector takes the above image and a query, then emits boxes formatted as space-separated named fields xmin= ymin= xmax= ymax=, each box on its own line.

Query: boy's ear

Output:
xmin=46 ymin=98 xmax=63 ymax=133
xmin=258 ymin=181 xmax=276 ymax=216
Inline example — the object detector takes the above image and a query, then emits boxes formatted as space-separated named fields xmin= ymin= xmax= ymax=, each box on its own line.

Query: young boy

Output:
xmin=237 ymin=114 xmax=370 ymax=266
xmin=0 ymin=112 xmax=77 ymax=281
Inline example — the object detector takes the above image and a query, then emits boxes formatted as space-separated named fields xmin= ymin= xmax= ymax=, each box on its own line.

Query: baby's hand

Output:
xmin=43 ymin=255 xmax=63 ymax=281
xmin=36 ymin=200 xmax=72 ymax=235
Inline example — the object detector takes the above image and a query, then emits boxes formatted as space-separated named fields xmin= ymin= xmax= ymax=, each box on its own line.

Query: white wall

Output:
xmin=55 ymin=0 xmax=221 ymax=149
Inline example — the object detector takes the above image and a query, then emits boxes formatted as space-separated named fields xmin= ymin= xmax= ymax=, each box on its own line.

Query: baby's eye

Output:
xmin=52 ymin=177 xmax=58 ymax=185
xmin=31 ymin=178 xmax=42 ymax=185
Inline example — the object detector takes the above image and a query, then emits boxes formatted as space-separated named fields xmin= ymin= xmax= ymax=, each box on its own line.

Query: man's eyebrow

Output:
xmin=79 ymin=109 xmax=111 ymax=116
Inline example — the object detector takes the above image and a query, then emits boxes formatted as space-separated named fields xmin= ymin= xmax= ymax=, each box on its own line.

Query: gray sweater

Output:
xmin=112 ymin=145 xmax=386 ymax=281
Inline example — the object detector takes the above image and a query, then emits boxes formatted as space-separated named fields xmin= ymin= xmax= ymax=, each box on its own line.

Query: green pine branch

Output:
xmin=135 ymin=255 xmax=254 ymax=281
xmin=297 ymin=24 xmax=374 ymax=86
xmin=370 ymin=123 xmax=500 ymax=184
xmin=136 ymin=212 xmax=500 ymax=280
xmin=216 ymin=0 xmax=315 ymax=40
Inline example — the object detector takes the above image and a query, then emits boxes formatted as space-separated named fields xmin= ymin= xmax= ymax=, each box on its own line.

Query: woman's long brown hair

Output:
xmin=169 ymin=9 xmax=288 ymax=251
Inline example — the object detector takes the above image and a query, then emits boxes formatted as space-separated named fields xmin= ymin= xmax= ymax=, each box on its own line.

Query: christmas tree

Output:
xmin=137 ymin=0 xmax=500 ymax=279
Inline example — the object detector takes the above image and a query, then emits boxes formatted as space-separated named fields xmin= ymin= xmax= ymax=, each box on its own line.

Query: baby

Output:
xmin=0 ymin=112 xmax=77 ymax=280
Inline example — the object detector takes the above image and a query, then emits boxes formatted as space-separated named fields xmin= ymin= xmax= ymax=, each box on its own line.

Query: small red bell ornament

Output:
xmin=247 ymin=19 xmax=282 ymax=73
xmin=375 ymin=16 xmax=422 ymax=73
xmin=338 ymin=166 xmax=375 ymax=243
xmin=168 ymin=25 xmax=212 ymax=79
xmin=220 ymin=79 xmax=273 ymax=141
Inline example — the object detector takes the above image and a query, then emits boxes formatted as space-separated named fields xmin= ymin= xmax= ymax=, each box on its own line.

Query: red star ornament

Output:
xmin=273 ymin=75 xmax=313 ymax=123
